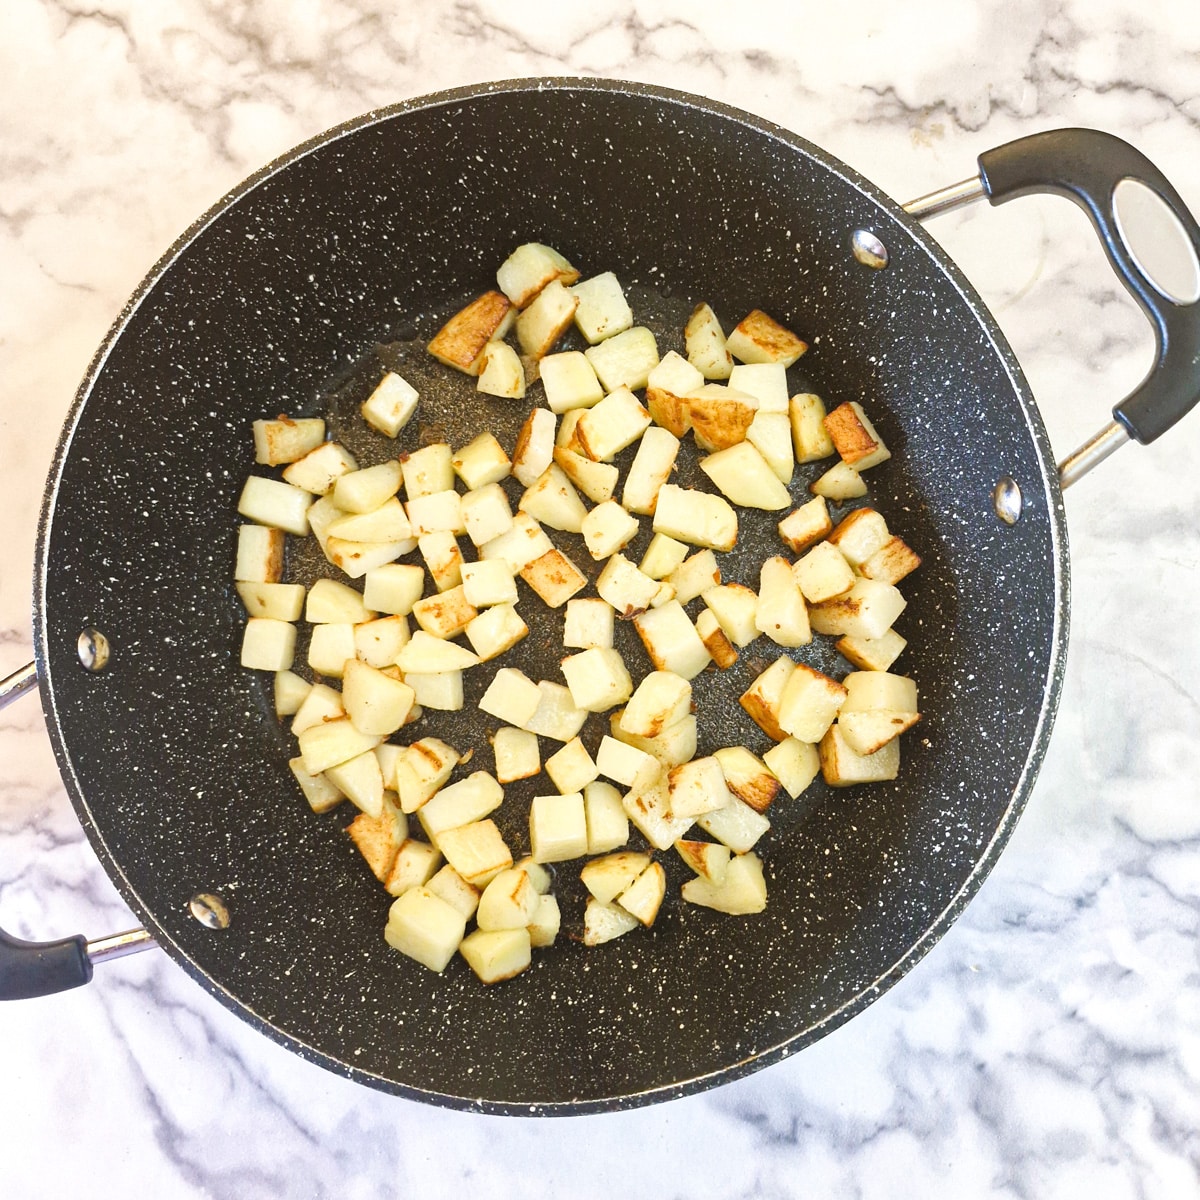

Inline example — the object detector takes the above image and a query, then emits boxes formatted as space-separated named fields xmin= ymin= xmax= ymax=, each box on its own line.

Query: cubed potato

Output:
xmin=492 ymin=725 xmax=541 ymax=784
xmin=404 ymin=670 xmax=464 ymax=712
xmin=713 ymin=746 xmax=779 ymax=814
xmin=523 ymin=680 xmax=588 ymax=742
xmin=789 ymin=392 xmax=836 ymax=463
xmin=384 ymin=886 xmax=467 ymax=972
xmin=517 ymin=279 xmax=579 ymax=359
xmin=595 ymin=736 xmax=662 ymax=791
xmin=619 ymin=671 xmax=691 ymax=739
xmin=416 ymin=530 xmax=463 ymax=593
xmin=428 ymin=290 xmax=513 ymax=375
xmin=464 ymin=602 xmax=528 ymax=662
xmin=529 ymin=792 xmax=588 ymax=863
xmin=476 ymin=341 xmax=526 ymax=399
xmin=756 ymin=556 xmax=811 ymax=647
xmin=819 ymin=723 xmax=901 ymax=785
xmin=400 ymin=443 xmax=453 ymax=499
xmin=595 ymin=553 xmax=659 ymax=619
xmin=778 ymin=496 xmax=833 ymax=554
xmin=808 ymin=578 xmax=907 ymax=640
xmin=324 ymin=748 xmax=385 ymax=818
xmin=545 ymin=737 xmax=600 ymax=795
xmin=342 ymin=659 xmax=416 ymax=737
xmin=459 ymin=483 xmax=513 ymax=548
xmin=290 ymin=681 xmax=345 ymax=736
xmin=632 ymin=600 xmax=712 ymax=680
xmin=746 ymin=411 xmax=795 ymax=485
xmin=481 ymin=510 xmax=554 ymax=573
xmin=584 ymin=326 xmax=660 ymax=392
xmin=563 ymin=597 xmax=615 ymax=650
xmin=652 ymin=484 xmax=737 ymax=552
xmin=235 ymin=524 xmax=285 ymax=583
xmin=510 ymin=408 xmax=557 ymax=488
xmin=739 ymin=655 xmax=796 ymax=742
xmin=362 ymin=371 xmax=420 ymax=436
xmin=778 ymin=662 xmax=848 ymax=743
xmin=418 ymin=771 xmax=505 ymax=844
xmin=699 ymin=441 xmax=791 ymax=510
xmin=794 ymin=541 xmax=856 ymax=604
xmin=332 ymin=460 xmax=403 ymax=514
xmin=519 ymin=463 xmax=588 ymax=534
xmin=702 ymin=583 xmax=761 ymax=648
xmin=237 ymin=582 xmax=305 ymax=621
xmin=695 ymin=608 xmax=738 ymax=669
xmin=837 ymin=670 xmax=920 ymax=754
xmin=571 ymin=271 xmax=634 ymax=344
xmin=520 ymin=547 xmax=588 ymax=609
xmin=667 ymin=756 xmax=732 ymax=818
xmin=729 ymin=363 xmax=789 ymax=414
xmin=528 ymin=894 xmax=562 ymax=948
xmin=394 ymin=737 xmax=459 ymax=813
xmin=425 ymin=864 xmax=481 ymax=920
xmin=405 ymin=489 xmax=465 ymax=538
xmin=622 ymin=774 xmax=695 ymax=851
xmin=552 ymin=446 xmax=619 ymax=503
xmin=646 ymin=350 xmax=703 ymax=435
xmin=253 ymin=416 xmax=325 ymax=466
xmin=325 ymin=537 xmax=414 ymax=580
xmin=861 ymin=536 xmax=921 ymax=585
xmin=346 ymin=792 xmax=409 ymax=881
xmin=684 ymin=302 xmax=733 ymax=380
xmin=622 ymin=426 xmax=680 ymax=516
xmin=681 ymin=852 xmax=767 ymax=914
xmin=274 ymin=669 xmax=312 ymax=717
xmin=824 ymin=401 xmax=891 ymax=471
xmin=826 ymin=507 xmax=890 ymax=567
xmin=437 ymin=819 xmax=513 ymax=888
xmin=617 ymin=861 xmax=667 ymax=926
xmin=584 ymin=780 xmax=630 ymax=854
xmin=452 ymin=432 xmax=511 ymax=491
xmin=395 ymin=629 xmax=479 ymax=672
xmin=836 ymin=628 xmax=907 ymax=673
xmin=238 ymin=476 xmax=313 ymax=535
xmin=354 ymin=615 xmax=410 ymax=668
xmin=328 ymin=497 xmax=415 ymax=543
xmin=386 ymin=841 xmax=442 ymax=897
xmin=726 ymin=309 xmax=808 ymax=366
xmin=575 ymin=387 xmax=652 ymax=462
xmin=810 ymin=461 xmax=868 ymax=501
xmin=686 ymin=384 xmax=757 ymax=452
xmin=288 ymin=756 xmax=344 ymax=814
xmin=669 ymin=549 xmax=721 ymax=603
xmin=363 ymin=563 xmax=425 ymax=616
xmin=539 ymin=350 xmax=604 ymax=413
xmin=608 ymin=710 xmax=698 ymax=771
xmin=307 ymin=577 xmax=373 ymax=624
xmin=582 ymin=897 xmax=640 ymax=946
xmin=581 ymin=500 xmax=640 ymax=560
xmin=695 ymin=800 xmax=770 ymax=854
xmin=476 ymin=867 xmax=541 ymax=932
xmin=411 ymin=586 xmax=478 ymax=639
xmin=561 ymin=647 xmax=634 ymax=713
xmin=461 ymin=558 xmax=517 ymax=608
xmin=762 ymin=736 xmax=821 ymax=799
xmin=282 ymin=440 xmax=358 ymax=496
xmin=497 ymin=242 xmax=579 ymax=308
xmin=580 ymin=851 xmax=652 ymax=904
xmin=640 ymin=533 xmax=689 ymax=581
xmin=240 ymin=618 xmax=296 ymax=671
xmin=674 ymin=839 xmax=730 ymax=885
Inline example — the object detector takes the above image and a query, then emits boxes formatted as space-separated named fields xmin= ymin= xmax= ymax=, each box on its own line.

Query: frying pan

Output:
xmin=3 ymin=79 xmax=1198 ymax=1114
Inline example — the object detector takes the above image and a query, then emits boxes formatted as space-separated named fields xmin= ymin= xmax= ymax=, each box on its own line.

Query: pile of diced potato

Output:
xmin=234 ymin=242 xmax=921 ymax=985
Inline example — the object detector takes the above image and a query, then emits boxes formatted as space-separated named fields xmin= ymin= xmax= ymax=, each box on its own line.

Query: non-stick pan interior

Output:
xmin=36 ymin=80 xmax=1066 ymax=1111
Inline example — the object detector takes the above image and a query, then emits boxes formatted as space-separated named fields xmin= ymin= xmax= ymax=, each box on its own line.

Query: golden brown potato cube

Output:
xmin=427 ymin=290 xmax=513 ymax=376
xmin=725 ymin=309 xmax=808 ymax=366
xmin=823 ymin=401 xmax=891 ymax=470
xmin=519 ymin=547 xmax=588 ymax=608
xmin=686 ymin=385 xmax=758 ymax=452
xmin=778 ymin=496 xmax=833 ymax=554
xmin=516 ymin=280 xmax=579 ymax=360
xmin=496 ymin=242 xmax=580 ymax=308
xmin=695 ymin=607 xmax=739 ymax=670
xmin=411 ymin=586 xmax=479 ymax=639
xmin=835 ymin=628 xmax=907 ymax=673
xmin=346 ymin=793 xmax=408 ymax=882
xmin=861 ymin=536 xmax=921 ymax=585
xmin=738 ymin=654 xmax=795 ymax=742
xmin=819 ymin=724 xmax=900 ymax=786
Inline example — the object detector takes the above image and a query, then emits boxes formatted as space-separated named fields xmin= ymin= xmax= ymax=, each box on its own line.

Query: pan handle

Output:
xmin=906 ymin=128 xmax=1200 ymax=486
xmin=0 ymin=661 xmax=156 ymax=1000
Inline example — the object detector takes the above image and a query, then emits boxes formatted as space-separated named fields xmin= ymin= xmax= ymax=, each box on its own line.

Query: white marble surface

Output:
xmin=3 ymin=1 xmax=1200 ymax=1195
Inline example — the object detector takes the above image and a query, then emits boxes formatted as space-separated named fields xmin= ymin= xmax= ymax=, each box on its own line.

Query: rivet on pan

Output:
xmin=77 ymin=627 xmax=111 ymax=672
xmin=189 ymin=892 xmax=231 ymax=930
xmin=993 ymin=476 xmax=1023 ymax=524
xmin=851 ymin=229 xmax=889 ymax=269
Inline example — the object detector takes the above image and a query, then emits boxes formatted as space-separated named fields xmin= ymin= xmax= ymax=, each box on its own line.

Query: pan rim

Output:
xmin=32 ymin=76 xmax=1070 ymax=1114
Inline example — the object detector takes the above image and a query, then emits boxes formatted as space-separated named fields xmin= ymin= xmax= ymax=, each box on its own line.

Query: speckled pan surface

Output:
xmin=33 ymin=79 xmax=1068 ymax=1113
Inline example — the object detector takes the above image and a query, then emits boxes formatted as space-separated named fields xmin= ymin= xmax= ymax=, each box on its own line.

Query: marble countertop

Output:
xmin=3 ymin=2 xmax=1200 ymax=1195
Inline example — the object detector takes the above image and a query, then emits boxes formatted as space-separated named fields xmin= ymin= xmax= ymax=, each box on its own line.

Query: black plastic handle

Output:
xmin=0 ymin=926 xmax=93 ymax=1000
xmin=978 ymin=128 xmax=1200 ymax=444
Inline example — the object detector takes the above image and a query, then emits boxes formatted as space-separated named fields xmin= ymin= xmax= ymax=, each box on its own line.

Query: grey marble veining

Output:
xmin=2 ymin=1 xmax=1200 ymax=1196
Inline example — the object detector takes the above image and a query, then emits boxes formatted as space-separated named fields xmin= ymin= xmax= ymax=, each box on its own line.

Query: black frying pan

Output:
xmin=4 ymin=79 xmax=1198 ymax=1114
